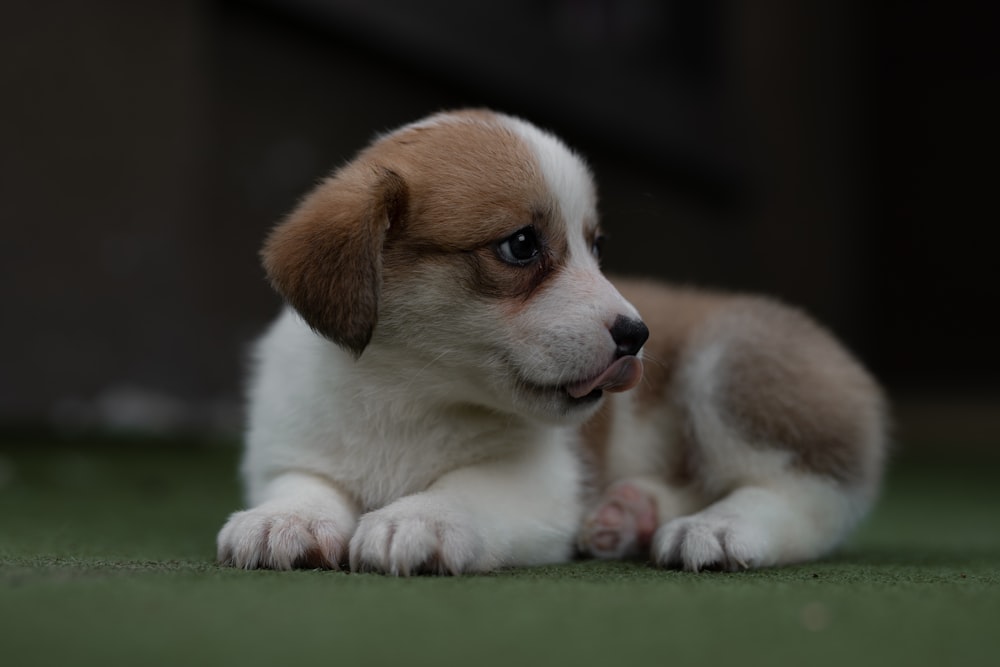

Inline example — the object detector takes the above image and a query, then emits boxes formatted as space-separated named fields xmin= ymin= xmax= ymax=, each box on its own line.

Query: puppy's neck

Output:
xmin=337 ymin=340 xmax=543 ymax=432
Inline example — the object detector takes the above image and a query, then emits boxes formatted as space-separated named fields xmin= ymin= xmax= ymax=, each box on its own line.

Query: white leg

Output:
xmin=217 ymin=472 xmax=359 ymax=570
xmin=652 ymin=475 xmax=867 ymax=571
xmin=349 ymin=440 xmax=582 ymax=575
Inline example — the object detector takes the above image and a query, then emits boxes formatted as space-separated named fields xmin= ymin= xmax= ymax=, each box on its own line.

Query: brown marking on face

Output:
xmin=710 ymin=298 xmax=887 ymax=484
xmin=454 ymin=205 xmax=571 ymax=302
xmin=371 ymin=114 xmax=553 ymax=252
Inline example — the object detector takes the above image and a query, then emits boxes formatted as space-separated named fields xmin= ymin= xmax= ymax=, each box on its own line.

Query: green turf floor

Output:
xmin=1 ymin=438 xmax=998 ymax=667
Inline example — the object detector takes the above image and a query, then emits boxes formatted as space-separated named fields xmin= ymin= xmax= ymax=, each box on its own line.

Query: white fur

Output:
xmin=503 ymin=116 xmax=597 ymax=233
xmin=652 ymin=476 xmax=868 ymax=571
xmin=224 ymin=306 xmax=590 ymax=573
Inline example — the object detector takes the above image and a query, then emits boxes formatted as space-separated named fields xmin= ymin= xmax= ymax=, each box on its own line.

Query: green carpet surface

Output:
xmin=1 ymin=438 xmax=998 ymax=666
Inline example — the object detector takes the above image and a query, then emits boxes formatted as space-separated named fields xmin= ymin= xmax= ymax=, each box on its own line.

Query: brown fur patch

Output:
xmin=261 ymin=165 xmax=407 ymax=354
xmin=368 ymin=114 xmax=553 ymax=252
xmin=710 ymin=298 xmax=886 ymax=483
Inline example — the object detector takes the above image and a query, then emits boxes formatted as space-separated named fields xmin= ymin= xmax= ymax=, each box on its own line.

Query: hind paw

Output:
xmin=578 ymin=482 xmax=659 ymax=559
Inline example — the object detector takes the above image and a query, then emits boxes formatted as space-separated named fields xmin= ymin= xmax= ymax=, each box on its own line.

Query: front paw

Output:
xmin=217 ymin=505 xmax=353 ymax=570
xmin=349 ymin=498 xmax=487 ymax=575
xmin=652 ymin=514 xmax=767 ymax=572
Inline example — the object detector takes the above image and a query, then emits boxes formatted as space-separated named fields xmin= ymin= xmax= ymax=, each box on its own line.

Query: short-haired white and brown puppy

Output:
xmin=217 ymin=109 xmax=887 ymax=574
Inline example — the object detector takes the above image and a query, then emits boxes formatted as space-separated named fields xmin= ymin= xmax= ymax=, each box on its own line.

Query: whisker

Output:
xmin=635 ymin=350 xmax=671 ymax=390
xmin=399 ymin=349 xmax=453 ymax=393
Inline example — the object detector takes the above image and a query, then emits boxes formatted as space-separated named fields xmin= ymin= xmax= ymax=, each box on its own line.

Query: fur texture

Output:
xmin=217 ymin=110 xmax=888 ymax=574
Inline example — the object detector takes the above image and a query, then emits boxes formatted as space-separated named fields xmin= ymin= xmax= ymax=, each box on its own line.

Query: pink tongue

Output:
xmin=567 ymin=356 xmax=643 ymax=399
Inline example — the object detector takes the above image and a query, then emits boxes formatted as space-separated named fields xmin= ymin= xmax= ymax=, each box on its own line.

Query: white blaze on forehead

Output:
xmin=500 ymin=116 xmax=598 ymax=233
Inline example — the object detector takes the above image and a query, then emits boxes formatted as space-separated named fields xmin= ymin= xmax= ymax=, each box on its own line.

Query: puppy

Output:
xmin=217 ymin=109 xmax=887 ymax=574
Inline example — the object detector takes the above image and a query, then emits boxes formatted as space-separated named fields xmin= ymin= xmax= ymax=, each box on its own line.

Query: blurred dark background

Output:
xmin=2 ymin=1 xmax=997 ymax=448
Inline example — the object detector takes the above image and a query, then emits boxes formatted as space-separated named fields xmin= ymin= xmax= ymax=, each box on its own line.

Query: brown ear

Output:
xmin=261 ymin=166 xmax=408 ymax=355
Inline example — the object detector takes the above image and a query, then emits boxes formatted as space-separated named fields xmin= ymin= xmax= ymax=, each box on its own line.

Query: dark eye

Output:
xmin=496 ymin=226 xmax=541 ymax=266
xmin=592 ymin=233 xmax=606 ymax=260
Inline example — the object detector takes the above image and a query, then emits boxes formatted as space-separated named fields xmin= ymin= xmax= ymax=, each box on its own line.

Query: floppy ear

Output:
xmin=261 ymin=166 xmax=408 ymax=356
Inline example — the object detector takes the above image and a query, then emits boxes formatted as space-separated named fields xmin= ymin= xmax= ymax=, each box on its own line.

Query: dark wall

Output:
xmin=1 ymin=1 xmax=996 ymax=437
xmin=861 ymin=2 xmax=999 ymax=395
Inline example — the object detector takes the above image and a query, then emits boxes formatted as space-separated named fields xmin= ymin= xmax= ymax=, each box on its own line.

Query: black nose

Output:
xmin=609 ymin=315 xmax=649 ymax=358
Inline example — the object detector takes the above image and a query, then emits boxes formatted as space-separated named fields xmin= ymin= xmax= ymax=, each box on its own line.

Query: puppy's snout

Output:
xmin=609 ymin=315 xmax=649 ymax=358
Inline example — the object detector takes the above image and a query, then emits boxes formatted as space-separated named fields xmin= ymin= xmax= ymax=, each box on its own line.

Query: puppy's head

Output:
xmin=263 ymin=110 xmax=647 ymax=422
